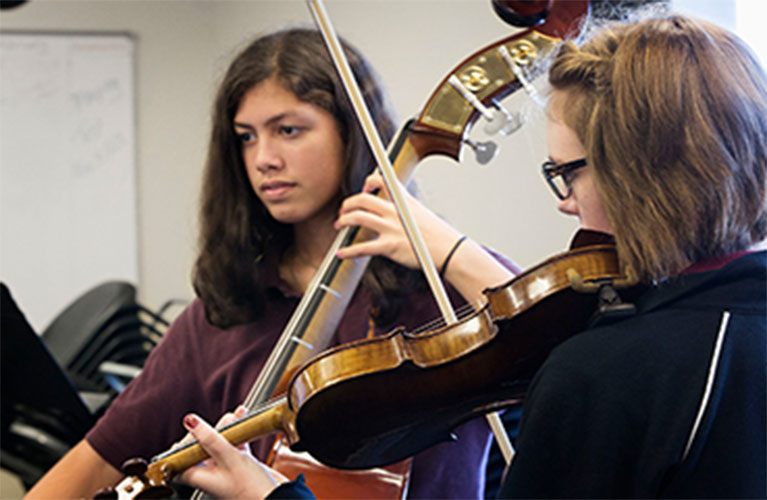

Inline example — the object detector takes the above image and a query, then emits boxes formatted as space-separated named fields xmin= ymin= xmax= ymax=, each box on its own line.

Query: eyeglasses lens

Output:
xmin=550 ymin=173 xmax=568 ymax=199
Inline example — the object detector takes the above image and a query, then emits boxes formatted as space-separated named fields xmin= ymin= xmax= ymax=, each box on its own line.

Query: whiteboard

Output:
xmin=0 ymin=32 xmax=138 ymax=332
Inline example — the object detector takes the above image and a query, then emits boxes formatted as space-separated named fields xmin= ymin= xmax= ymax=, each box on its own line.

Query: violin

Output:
xmin=285 ymin=234 xmax=637 ymax=469
xmin=96 ymin=231 xmax=640 ymax=498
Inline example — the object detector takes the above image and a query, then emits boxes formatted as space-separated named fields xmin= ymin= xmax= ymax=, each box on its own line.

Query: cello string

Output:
xmin=308 ymin=0 xmax=458 ymax=326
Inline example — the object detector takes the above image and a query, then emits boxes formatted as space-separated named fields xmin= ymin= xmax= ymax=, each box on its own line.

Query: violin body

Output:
xmin=287 ymin=244 xmax=627 ymax=469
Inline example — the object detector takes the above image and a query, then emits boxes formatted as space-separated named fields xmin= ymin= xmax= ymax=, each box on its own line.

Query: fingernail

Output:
xmin=235 ymin=405 xmax=248 ymax=417
xmin=184 ymin=414 xmax=198 ymax=429
xmin=336 ymin=250 xmax=342 ymax=258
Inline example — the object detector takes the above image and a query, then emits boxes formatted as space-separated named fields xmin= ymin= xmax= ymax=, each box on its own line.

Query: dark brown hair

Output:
xmin=548 ymin=13 xmax=767 ymax=281
xmin=193 ymin=28 xmax=418 ymax=328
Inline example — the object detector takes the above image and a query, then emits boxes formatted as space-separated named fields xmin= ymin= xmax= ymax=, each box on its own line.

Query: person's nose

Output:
xmin=556 ymin=194 xmax=578 ymax=217
xmin=252 ymin=137 xmax=283 ymax=173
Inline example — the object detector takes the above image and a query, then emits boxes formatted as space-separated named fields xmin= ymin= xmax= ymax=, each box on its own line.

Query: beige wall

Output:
xmin=1 ymin=0 xmax=738 ymax=316
xmin=1 ymin=0 xmax=579 ymax=318
xmin=0 ymin=0 xmax=575 ymax=318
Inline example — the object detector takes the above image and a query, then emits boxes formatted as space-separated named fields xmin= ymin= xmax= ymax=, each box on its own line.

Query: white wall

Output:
xmin=1 ymin=0 xmax=579 ymax=322
xmin=673 ymin=0 xmax=735 ymax=29
xmin=2 ymin=0 xmax=215 ymax=323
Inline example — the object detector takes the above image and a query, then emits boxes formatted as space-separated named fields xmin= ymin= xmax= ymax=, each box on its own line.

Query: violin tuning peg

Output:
xmin=121 ymin=457 xmax=148 ymax=476
xmin=93 ymin=487 xmax=119 ymax=499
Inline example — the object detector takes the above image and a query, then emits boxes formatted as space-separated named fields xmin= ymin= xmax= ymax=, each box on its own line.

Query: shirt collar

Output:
xmin=681 ymin=251 xmax=755 ymax=275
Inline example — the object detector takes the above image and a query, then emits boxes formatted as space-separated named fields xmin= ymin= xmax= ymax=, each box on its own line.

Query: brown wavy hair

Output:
xmin=548 ymin=13 xmax=767 ymax=281
xmin=193 ymin=28 xmax=419 ymax=328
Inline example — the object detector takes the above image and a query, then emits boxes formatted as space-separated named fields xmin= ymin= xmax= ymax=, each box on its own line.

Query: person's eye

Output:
xmin=279 ymin=125 xmax=302 ymax=137
xmin=237 ymin=131 xmax=256 ymax=144
xmin=563 ymin=168 xmax=580 ymax=185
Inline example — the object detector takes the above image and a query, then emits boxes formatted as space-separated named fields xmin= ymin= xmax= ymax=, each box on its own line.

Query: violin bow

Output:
xmin=306 ymin=0 xmax=514 ymax=464
xmin=307 ymin=0 xmax=457 ymax=325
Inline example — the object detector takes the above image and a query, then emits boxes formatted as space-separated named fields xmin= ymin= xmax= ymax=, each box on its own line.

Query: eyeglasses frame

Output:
xmin=541 ymin=158 xmax=588 ymax=200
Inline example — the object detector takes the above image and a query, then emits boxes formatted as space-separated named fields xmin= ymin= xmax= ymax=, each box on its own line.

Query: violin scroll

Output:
xmin=93 ymin=457 xmax=174 ymax=500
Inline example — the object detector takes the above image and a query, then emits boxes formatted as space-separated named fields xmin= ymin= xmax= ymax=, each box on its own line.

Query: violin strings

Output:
xmin=409 ymin=303 xmax=477 ymax=335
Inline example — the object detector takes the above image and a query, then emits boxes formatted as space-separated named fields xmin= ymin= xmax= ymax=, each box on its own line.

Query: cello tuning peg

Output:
xmin=500 ymin=111 xmax=525 ymax=136
xmin=489 ymin=98 xmax=525 ymax=136
xmin=483 ymin=108 xmax=509 ymax=136
xmin=447 ymin=74 xmax=518 ymax=137
xmin=464 ymin=138 xmax=498 ymax=165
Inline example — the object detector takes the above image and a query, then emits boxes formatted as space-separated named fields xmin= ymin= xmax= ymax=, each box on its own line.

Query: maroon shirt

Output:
xmin=86 ymin=250 xmax=518 ymax=498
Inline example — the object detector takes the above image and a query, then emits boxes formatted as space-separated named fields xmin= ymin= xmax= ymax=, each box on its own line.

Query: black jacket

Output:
xmin=501 ymin=251 xmax=766 ymax=498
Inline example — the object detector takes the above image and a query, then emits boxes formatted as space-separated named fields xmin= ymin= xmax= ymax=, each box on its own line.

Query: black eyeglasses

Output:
xmin=541 ymin=158 xmax=588 ymax=200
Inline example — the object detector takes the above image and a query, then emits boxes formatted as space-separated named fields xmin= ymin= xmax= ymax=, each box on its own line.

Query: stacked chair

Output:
xmin=41 ymin=281 xmax=172 ymax=398
xmin=1 ymin=281 xmax=178 ymax=490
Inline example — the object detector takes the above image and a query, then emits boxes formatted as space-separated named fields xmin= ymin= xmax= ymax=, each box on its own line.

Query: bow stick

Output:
xmin=307 ymin=0 xmax=515 ymax=465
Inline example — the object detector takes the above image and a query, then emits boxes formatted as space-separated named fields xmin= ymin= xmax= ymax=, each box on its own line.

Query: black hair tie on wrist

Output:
xmin=439 ymin=235 xmax=468 ymax=278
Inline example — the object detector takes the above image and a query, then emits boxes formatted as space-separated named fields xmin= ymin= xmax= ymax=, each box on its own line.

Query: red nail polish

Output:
xmin=184 ymin=415 xmax=198 ymax=429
